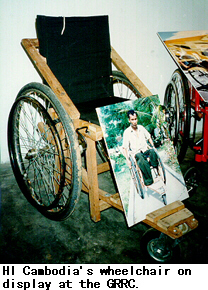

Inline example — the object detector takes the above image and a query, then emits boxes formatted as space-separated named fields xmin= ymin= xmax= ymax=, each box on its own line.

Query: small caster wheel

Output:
xmin=184 ymin=167 xmax=199 ymax=197
xmin=140 ymin=228 xmax=181 ymax=263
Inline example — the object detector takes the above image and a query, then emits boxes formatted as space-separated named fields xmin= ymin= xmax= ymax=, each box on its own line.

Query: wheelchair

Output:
xmin=128 ymin=148 xmax=167 ymax=205
xmin=7 ymin=15 xmax=198 ymax=262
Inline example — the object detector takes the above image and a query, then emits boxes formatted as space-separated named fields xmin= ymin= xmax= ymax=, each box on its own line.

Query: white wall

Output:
xmin=1 ymin=0 xmax=208 ymax=163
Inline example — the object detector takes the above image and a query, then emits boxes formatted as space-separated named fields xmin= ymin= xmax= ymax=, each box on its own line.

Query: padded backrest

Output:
xmin=36 ymin=15 xmax=113 ymax=104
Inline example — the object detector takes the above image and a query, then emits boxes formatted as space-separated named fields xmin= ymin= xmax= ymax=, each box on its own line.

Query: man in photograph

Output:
xmin=122 ymin=109 xmax=158 ymax=186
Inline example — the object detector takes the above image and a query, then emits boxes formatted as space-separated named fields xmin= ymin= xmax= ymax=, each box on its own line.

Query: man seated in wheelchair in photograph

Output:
xmin=122 ymin=110 xmax=159 ymax=186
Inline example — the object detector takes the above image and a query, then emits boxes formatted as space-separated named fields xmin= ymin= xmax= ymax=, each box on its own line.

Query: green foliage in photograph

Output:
xmin=110 ymin=153 xmax=127 ymax=173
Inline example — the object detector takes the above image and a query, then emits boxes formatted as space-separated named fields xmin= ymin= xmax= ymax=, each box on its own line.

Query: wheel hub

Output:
xmin=25 ymin=148 xmax=38 ymax=160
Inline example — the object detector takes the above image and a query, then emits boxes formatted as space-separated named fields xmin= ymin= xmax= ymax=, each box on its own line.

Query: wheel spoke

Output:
xmin=112 ymin=71 xmax=141 ymax=100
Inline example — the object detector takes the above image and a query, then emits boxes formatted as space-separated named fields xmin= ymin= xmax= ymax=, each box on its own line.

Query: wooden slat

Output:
xmin=21 ymin=38 xmax=80 ymax=120
xmin=86 ymin=138 xmax=101 ymax=222
xmin=97 ymin=162 xmax=110 ymax=174
xmin=99 ymin=189 xmax=123 ymax=212
xmin=99 ymin=200 xmax=112 ymax=211
xmin=157 ymin=208 xmax=193 ymax=231
xmin=81 ymin=167 xmax=89 ymax=193
xmin=29 ymin=38 xmax=39 ymax=47
xmin=111 ymin=46 xmax=152 ymax=97
xmin=144 ymin=201 xmax=198 ymax=239
xmin=143 ymin=218 xmax=182 ymax=239
xmin=110 ymin=193 xmax=123 ymax=210
xmin=146 ymin=200 xmax=185 ymax=223
xmin=185 ymin=216 xmax=198 ymax=230
xmin=73 ymin=119 xmax=103 ymax=142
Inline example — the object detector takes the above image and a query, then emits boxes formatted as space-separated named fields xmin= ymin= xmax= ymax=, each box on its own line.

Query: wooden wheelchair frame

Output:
xmin=21 ymin=38 xmax=198 ymax=240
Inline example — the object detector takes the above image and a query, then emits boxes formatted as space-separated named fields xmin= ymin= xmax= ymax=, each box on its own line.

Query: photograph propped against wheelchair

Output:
xmin=97 ymin=96 xmax=189 ymax=227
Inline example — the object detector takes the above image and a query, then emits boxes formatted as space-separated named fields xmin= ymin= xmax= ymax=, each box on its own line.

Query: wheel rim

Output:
xmin=9 ymin=83 xmax=82 ymax=220
xmin=147 ymin=238 xmax=173 ymax=263
xmin=10 ymin=96 xmax=65 ymax=209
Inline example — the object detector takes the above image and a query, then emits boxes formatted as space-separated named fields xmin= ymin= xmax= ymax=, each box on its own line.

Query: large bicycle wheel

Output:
xmin=112 ymin=71 xmax=142 ymax=100
xmin=8 ymin=96 xmax=66 ymax=210
xmin=164 ymin=80 xmax=179 ymax=147
xmin=8 ymin=82 xmax=82 ymax=221
xmin=171 ymin=69 xmax=191 ymax=162
xmin=164 ymin=69 xmax=191 ymax=162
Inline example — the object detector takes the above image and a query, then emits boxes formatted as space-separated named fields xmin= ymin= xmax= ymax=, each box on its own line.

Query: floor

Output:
xmin=0 ymin=146 xmax=208 ymax=264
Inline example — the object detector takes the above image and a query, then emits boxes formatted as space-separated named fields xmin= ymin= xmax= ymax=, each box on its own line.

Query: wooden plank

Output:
xmin=157 ymin=208 xmax=193 ymax=231
xmin=21 ymin=38 xmax=80 ymax=120
xmin=97 ymin=162 xmax=110 ymax=174
xmin=146 ymin=200 xmax=185 ymax=223
xmin=81 ymin=167 xmax=89 ymax=193
xmin=29 ymin=38 xmax=39 ymax=48
xmin=111 ymin=46 xmax=152 ymax=97
xmin=167 ymin=216 xmax=198 ymax=236
xmin=73 ymin=119 xmax=103 ymax=142
xmin=99 ymin=200 xmax=112 ymax=211
xmin=110 ymin=193 xmax=123 ymax=210
xmin=143 ymin=218 xmax=182 ymax=239
xmin=185 ymin=216 xmax=198 ymax=230
xmin=86 ymin=137 xmax=101 ymax=222
xmin=88 ymin=124 xmax=103 ymax=141
xmin=99 ymin=189 xmax=123 ymax=212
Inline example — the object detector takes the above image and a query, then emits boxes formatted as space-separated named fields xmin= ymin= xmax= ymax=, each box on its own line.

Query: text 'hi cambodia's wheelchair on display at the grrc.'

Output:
xmin=7 ymin=15 xmax=198 ymax=263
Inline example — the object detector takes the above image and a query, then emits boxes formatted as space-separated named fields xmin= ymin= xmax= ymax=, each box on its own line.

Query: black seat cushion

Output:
xmin=36 ymin=15 xmax=113 ymax=104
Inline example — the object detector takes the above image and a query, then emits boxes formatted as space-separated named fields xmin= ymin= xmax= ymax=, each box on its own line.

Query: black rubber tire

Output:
xmin=8 ymin=82 xmax=82 ymax=221
xmin=164 ymin=69 xmax=191 ymax=162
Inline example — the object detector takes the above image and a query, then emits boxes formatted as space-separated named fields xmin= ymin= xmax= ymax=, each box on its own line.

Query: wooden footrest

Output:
xmin=144 ymin=201 xmax=198 ymax=238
